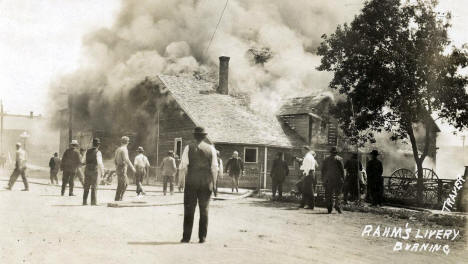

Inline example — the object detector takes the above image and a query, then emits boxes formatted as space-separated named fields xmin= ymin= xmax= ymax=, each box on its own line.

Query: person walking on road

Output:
xmin=179 ymin=127 xmax=218 ymax=243
xmin=366 ymin=150 xmax=384 ymax=206
xmin=5 ymin=143 xmax=29 ymax=191
xmin=49 ymin=152 xmax=61 ymax=185
xmin=114 ymin=136 xmax=135 ymax=201
xmin=225 ymin=151 xmax=244 ymax=193
xmin=134 ymin=146 xmax=150 ymax=196
xmin=270 ymin=152 xmax=289 ymax=200
xmin=60 ymin=140 xmax=82 ymax=196
xmin=321 ymin=147 xmax=345 ymax=214
xmin=298 ymin=146 xmax=318 ymax=209
xmin=83 ymin=138 xmax=104 ymax=206
xmin=160 ymin=151 xmax=177 ymax=195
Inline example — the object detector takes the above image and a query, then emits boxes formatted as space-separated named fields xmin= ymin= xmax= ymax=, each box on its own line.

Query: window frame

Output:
xmin=243 ymin=147 xmax=258 ymax=164
xmin=174 ymin=138 xmax=183 ymax=158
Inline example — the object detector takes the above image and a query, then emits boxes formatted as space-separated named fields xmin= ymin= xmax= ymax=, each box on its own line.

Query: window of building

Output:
xmin=244 ymin=147 xmax=258 ymax=163
xmin=174 ymin=138 xmax=182 ymax=158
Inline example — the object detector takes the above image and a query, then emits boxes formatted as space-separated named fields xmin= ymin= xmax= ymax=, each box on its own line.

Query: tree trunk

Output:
xmin=415 ymin=158 xmax=424 ymax=206
xmin=406 ymin=123 xmax=425 ymax=206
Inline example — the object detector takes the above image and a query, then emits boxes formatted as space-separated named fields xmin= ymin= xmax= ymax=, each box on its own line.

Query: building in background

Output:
xmin=0 ymin=111 xmax=60 ymax=168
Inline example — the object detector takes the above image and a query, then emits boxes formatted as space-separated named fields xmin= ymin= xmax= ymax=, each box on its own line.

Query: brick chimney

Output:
xmin=218 ymin=56 xmax=230 ymax=95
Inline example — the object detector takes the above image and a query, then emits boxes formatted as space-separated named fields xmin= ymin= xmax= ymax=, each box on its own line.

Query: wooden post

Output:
xmin=68 ymin=92 xmax=73 ymax=144
xmin=155 ymin=110 xmax=160 ymax=182
xmin=263 ymin=146 xmax=268 ymax=189
xmin=0 ymin=100 xmax=3 ymax=153
xmin=437 ymin=179 xmax=443 ymax=205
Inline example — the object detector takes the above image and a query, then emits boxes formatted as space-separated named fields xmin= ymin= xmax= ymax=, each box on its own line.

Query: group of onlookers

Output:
xmin=269 ymin=145 xmax=384 ymax=213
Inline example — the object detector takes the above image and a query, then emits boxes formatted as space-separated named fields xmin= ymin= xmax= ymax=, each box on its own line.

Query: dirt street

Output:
xmin=0 ymin=176 xmax=466 ymax=264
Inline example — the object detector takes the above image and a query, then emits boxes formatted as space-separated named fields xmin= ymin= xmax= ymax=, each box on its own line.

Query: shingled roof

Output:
xmin=157 ymin=75 xmax=306 ymax=148
xmin=278 ymin=94 xmax=333 ymax=116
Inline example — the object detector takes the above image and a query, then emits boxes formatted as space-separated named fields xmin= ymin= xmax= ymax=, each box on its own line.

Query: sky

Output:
xmin=0 ymin=0 xmax=466 ymax=147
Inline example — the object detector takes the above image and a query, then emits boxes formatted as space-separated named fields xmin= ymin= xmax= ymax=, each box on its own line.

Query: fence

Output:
xmin=382 ymin=176 xmax=459 ymax=210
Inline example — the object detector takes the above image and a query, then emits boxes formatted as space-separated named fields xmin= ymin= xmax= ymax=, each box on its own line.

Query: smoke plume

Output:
xmin=48 ymin=0 xmax=363 ymax=115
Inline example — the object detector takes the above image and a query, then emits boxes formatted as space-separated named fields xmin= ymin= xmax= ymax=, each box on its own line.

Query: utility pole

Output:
xmin=1 ymin=100 xmax=3 ymax=153
xmin=68 ymin=90 xmax=73 ymax=144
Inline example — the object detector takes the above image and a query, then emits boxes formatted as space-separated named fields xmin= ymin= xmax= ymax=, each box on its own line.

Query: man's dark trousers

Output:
xmin=83 ymin=167 xmax=98 ymax=205
xmin=300 ymin=171 xmax=315 ymax=208
xmin=163 ymin=175 xmax=174 ymax=194
xmin=183 ymin=186 xmax=212 ymax=241
xmin=135 ymin=167 xmax=145 ymax=195
xmin=325 ymin=181 xmax=343 ymax=212
xmin=8 ymin=167 xmax=29 ymax=190
xmin=61 ymin=170 xmax=75 ymax=196
xmin=272 ymin=178 xmax=284 ymax=198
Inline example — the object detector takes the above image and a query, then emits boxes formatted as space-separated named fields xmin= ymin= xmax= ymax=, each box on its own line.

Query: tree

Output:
xmin=317 ymin=0 xmax=468 ymax=205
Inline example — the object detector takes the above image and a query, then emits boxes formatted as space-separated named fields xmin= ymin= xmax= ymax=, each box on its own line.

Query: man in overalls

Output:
xmin=114 ymin=136 xmax=135 ymax=201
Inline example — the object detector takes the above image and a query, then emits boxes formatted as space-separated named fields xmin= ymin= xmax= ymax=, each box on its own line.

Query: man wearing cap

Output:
xmin=160 ymin=150 xmax=177 ymax=195
xmin=225 ymin=151 xmax=244 ymax=193
xmin=134 ymin=146 xmax=150 ymax=196
xmin=5 ymin=142 xmax=29 ymax=191
xmin=49 ymin=152 xmax=61 ymax=185
xmin=83 ymin=138 xmax=105 ymax=205
xmin=321 ymin=147 xmax=345 ymax=214
xmin=114 ymin=136 xmax=136 ymax=201
xmin=60 ymin=140 xmax=82 ymax=196
xmin=298 ymin=146 xmax=318 ymax=208
xmin=179 ymin=126 xmax=218 ymax=243
xmin=366 ymin=150 xmax=384 ymax=206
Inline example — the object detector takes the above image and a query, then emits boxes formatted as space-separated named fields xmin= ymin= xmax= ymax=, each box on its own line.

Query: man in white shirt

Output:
xmin=299 ymin=146 xmax=318 ymax=209
xmin=114 ymin=136 xmax=136 ymax=201
xmin=179 ymin=127 xmax=218 ymax=243
xmin=83 ymin=138 xmax=105 ymax=205
xmin=134 ymin=146 xmax=150 ymax=196
xmin=5 ymin=142 xmax=29 ymax=191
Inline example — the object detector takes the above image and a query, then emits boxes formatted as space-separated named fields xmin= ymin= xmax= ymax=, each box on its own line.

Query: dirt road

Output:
xmin=0 ymin=178 xmax=466 ymax=264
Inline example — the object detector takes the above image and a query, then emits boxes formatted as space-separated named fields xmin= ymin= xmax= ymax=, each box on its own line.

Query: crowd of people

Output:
xmin=291 ymin=146 xmax=384 ymax=212
xmin=3 ymin=126 xmax=386 ymax=242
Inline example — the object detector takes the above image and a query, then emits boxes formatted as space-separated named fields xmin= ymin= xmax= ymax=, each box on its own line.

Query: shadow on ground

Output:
xmin=249 ymin=200 xmax=333 ymax=214
xmin=128 ymin=241 xmax=182 ymax=246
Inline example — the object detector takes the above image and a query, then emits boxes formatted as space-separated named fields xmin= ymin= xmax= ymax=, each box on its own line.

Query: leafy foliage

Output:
xmin=317 ymin=0 xmax=468 ymax=149
xmin=317 ymin=0 xmax=468 ymax=203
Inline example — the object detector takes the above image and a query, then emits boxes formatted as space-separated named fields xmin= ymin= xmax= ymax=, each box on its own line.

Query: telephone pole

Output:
xmin=68 ymin=90 xmax=73 ymax=144
xmin=1 ymin=100 xmax=3 ymax=153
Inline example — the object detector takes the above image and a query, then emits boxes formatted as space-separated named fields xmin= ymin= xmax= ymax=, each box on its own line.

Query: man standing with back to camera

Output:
xmin=83 ymin=138 xmax=105 ymax=206
xmin=60 ymin=140 xmax=82 ymax=196
xmin=179 ymin=127 xmax=218 ymax=243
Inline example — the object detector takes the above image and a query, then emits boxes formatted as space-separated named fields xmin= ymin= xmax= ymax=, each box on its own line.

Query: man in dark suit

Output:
xmin=366 ymin=150 xmax=384 ymax=206
xmin=60 ymin=140 xmax=82 ymax=196
xmin=321 ymin=147 xmax=345 ymax=214
xmin=179 ymin=127 xmax=218 ymax=243
xmin=270 ymin=152 xmax=289 ymax=200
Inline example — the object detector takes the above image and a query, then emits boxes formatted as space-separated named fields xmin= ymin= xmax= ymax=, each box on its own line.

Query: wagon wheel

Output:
xmin=389 ymin=169 xmax=414 ymax=196
xmin=414 ymin=168 xmax=439 ymax=180
xmin=391 ymin=168 xmax=415 ymax=178
xmin=414 ymin=168 xmax=439 ymax=206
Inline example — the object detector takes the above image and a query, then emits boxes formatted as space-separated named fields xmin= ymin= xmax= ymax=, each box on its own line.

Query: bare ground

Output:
xmin=0 ymin=174 xmax=466 ymax=264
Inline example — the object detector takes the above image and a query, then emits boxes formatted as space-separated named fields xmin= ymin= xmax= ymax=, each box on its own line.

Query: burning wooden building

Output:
xmin=59 ymin=56 xmax=342 ymax=189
